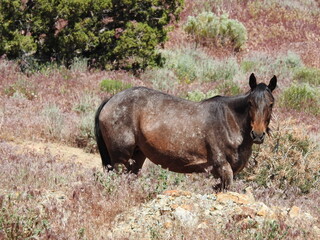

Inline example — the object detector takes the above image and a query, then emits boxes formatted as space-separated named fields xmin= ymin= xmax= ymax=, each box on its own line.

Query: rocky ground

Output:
xmin=108 ymin=189 xmax=319 ymax=239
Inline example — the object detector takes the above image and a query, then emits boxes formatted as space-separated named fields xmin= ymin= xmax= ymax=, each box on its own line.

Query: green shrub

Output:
xmin=0 ymin=0 xmax=184 ymax=71
xmin=241 ymin=60 xmax=256 ymax=73
xmin=141 ymin=68 xmax=179 ymax=91
xmin=217 ymin=80 xmax=241 ymax=96
xmin=184 ymin=12 xmax=247 ymax=51
xmin=100 ymin=79 xmax=132 ymax=94
xmin=73 ymin=94 xmax=100 ymax=152
xmin=280 ymin=83 xmax=320 ymax=115
xmin=161 ymin=47 xmax=240 ymax=83
xmin=293 ymin=66 xmax=320 ymax=85
xmin=77 ymin=112 xmax=96 ymax=153
xmin=4 ymin=78 xmax=37 ymax=100
xmin=276 ymin=51 xmax=303 ymax=69
xmin=185 ymin=89 xmax=218 ymax=102
xmin=254 ymin=220 xmax=289 ymax=240
xmin=0 ymin=204 xmax=50 ymax=239
xmin=73 ymin=93 xmax=99 ymax=114
xmin=42 ymin=104 xmax=65 ymax=139
xmin=70 ymin=57 xmax=89 ymax=72
xmin=113 ymin=22 xmax=161 ymax=71
xmin=240 ymin=51 xmax=303 ymax=78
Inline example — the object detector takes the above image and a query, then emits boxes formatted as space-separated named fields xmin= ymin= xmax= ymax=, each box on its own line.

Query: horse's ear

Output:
xmin=249 ymin=73 xmax=257 ymax=90
xmin=268 ymin=75 xmax=277 ymax=92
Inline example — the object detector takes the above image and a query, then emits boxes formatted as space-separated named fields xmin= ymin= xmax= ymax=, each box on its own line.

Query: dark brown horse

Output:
xmin=95 ymin=73 xmax=277 ymax=190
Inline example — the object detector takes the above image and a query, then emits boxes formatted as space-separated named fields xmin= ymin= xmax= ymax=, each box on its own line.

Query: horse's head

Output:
xmin=248 ymin=73 xmax=277 ymax=144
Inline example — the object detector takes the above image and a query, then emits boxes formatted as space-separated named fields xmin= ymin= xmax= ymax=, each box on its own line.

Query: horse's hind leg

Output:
xmin=125 ymin=148 xmax=146 ymax=174
xmin=108 ymin=143 xmax=145 ymax=174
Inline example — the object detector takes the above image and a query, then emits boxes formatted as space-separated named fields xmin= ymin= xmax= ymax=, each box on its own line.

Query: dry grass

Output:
xmin=0 ymin=0 xmax=320 ymax=239
xmin=0 ymin=142 xmax=150 ymax=239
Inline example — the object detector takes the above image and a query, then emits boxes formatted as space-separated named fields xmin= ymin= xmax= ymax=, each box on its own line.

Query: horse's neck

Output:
xmin=226 ymin=94 xmax=252 ymax=138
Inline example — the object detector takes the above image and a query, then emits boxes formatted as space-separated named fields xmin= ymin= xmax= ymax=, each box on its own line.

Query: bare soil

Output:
xmin=8 ymin=140 xmax=101 ymax=170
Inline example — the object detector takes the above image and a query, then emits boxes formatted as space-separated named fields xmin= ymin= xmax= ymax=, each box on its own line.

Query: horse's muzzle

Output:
xmin=250 ymin=130 xmax=265 ymax=144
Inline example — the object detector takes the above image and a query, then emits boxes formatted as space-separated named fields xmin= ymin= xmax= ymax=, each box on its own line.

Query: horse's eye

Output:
xmin=270 ymin=103 xmax=274 ymax=108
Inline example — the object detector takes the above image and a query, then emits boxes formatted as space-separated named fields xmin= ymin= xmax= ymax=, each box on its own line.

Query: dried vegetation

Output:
xmin=0 ymin=0 xmax=320 ymax=239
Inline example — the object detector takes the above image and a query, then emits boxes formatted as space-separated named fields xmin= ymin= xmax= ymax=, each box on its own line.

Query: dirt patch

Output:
xmin=8 ymin=140 xmax=102 ymax=170
xmin=5 ymin=139 xmax=155 ymax=173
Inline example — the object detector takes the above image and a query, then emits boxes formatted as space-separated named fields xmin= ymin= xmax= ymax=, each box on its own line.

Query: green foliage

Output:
xmin=4 ymin=78 xmax=37 ymax=100
xmin=276 ymin=51 xmax=303 ymax=69
xmin=184 ymin=12 xmax=247 ymax=51
xmin=254 ymin=220 xmax=289 ymax=240
xmin=240 ymin=51 xmax=303 ymax=79
xmin=42 ymin=104 xmax=65 ymax=139
xmin=94 ymin=171 xmax=120 ymax=193
xmin=161 ymin=47 xmax=240 ymax=83
xmin=293 ymin=66 xmax=320 ymax=85
xmin=0 ymin=196 xmax=50 ymax=239
xmin=0 ymin=0 xmax=184 ymax=71
xmin=73 ymin=92 xmax=99 ymax=114
xmin=280 ymin=83 xmax=320 ymax=115
xmin=217 ymin=80 xmax=241 ymax=96
xmin=241 ymin=60 xmax=256 ymax=73
xmin=185 ymin=90 xmax=218 ymax=102
xmin=141 ymin=68 xmax=178 ymax=91
xmin=100 ymin=79 xmax=132 ymax=94
xmin=73 ymin=93 xmax=100 ymax=152
xmin=113 ymin=22 xmax=161 ymax=71
xmin=183 ymin=81 xmax=241 ymax=102
xmin=143 ymin=165 xmax=187 ymax=195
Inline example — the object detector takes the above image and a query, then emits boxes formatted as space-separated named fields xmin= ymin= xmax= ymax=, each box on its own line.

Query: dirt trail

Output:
xmin=8 ymin=139 xmax=154 ymax=171
xmin=10 ymin=140 xmax=102 ymax=170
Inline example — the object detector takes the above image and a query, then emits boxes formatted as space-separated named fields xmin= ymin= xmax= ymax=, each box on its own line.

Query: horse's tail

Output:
xmin=94 ymin=98 xmax=113 ymax=170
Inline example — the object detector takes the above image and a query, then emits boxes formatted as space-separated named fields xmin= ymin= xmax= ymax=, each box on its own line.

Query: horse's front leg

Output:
xmin=216 ymin=162 xmax=234 ymax=191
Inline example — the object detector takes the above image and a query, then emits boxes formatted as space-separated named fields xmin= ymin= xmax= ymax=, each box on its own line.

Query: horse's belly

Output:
xmin=138 ymin=117 xmax=209 ymax=172
xmin=141 ymin=146 xmax=210 ymax=173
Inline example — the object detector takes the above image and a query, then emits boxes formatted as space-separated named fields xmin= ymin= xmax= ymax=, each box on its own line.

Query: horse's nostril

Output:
xmin=251 ymin=130 xmax=265 ymax=142
xmin=250 ymin=130 xmax=255 ymax=139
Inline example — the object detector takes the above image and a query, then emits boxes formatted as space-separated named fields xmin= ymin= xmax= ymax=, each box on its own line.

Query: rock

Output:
xmin=107 ymin=190 xmax=318 ymax=239
xmin=163 ymin=221 xmax=173 ymax=229
xmin=288 ymin=206 xmax=301 ymax=218
xmin=256 ymin=203 xmax=275 ymax=219
xmin=244 ymin=186 xmax=255 ymax=201
xmin=313 ymin=226 xmax=320 ymax=237
xmin=180 ymin=204 xmax=193 ymax=211
xmin=197 ymin=222 xmax=209 ymax=229
xmin=240 ymin=206 xmax=256 ymax=218
xmin=173 ymin=206 xmax=199 ymax=227
xmin=162 ymin=190 xmax=192 ymax=197
xmin=216 ymin=192 xmax=255 ymax=205
xmin=211 ymin=204 xmax=224 ymax=211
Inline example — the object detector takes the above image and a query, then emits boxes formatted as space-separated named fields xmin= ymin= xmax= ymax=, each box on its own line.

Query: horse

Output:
xmin=94 ymin=73 xmax=277 ymax=190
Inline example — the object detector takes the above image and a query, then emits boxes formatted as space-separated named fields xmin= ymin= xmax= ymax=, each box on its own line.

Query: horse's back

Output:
xmin=98 ymin=86 xmax=184 ymax=141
